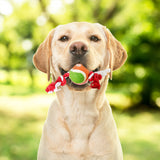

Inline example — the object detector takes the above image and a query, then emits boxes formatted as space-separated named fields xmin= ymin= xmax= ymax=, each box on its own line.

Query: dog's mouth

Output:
xmin=59 ymin=66 xmax=100 ymax=90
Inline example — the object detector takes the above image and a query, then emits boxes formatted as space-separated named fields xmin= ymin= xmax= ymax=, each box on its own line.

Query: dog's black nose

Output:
xmin=69 ymin=42 xmax=88 ymax=57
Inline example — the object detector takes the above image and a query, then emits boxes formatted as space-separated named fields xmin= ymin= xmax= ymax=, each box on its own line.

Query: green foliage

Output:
xmin=0 ymin=0 xmax=160 ymax=108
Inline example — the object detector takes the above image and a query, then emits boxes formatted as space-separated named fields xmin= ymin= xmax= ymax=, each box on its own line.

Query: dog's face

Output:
xmin=33 ymin=22 xmax=127 ymax=91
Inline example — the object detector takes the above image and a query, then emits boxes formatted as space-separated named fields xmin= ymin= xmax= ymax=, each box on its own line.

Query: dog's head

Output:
xmin=33 ymin=22 xmax=127 ymax=91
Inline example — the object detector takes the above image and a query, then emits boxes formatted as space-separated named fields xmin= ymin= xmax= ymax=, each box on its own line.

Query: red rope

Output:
xmin=88 ymin=71 xmax=102 ymax=89
xmin=45 ymin=72 xmax=69 ymax=93
xmin=45 ymin=71 xmax=103 ymax=93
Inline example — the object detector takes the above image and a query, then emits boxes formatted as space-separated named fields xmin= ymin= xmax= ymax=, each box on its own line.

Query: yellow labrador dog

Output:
xmin=33 ymin=22 xmax=127 ymax=160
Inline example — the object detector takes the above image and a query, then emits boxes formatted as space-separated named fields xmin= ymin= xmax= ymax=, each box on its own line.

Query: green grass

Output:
xmin=0 ymin=94 xmax=160 ymax=160
xmin=114 ymin=110 xmax=160 ymax=160
xmin=0 ymin=94 xmax=52 ymax=160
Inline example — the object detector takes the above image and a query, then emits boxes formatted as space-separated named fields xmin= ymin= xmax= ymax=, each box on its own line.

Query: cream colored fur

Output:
xmin=33 ymin=22 xmax=127 ymax=160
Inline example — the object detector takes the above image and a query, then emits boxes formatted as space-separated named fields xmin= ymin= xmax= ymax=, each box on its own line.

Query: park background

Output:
xmin=0 ymin=0 xmax=160 ymax=159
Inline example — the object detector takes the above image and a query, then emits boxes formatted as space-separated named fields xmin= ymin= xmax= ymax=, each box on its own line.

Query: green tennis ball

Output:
xmin=69 ymin=64 xmax=90 ymax=85
xmin=69 ymin=70 xmax=86 ymax=84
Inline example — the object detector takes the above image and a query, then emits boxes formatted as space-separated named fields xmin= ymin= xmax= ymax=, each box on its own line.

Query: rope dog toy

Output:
xmin=46 ymin=64 xmax=111 ymax=93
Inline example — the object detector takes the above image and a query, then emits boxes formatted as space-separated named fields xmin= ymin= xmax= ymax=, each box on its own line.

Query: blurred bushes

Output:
xmin=0 ymin=0 xmax=160 ymax=109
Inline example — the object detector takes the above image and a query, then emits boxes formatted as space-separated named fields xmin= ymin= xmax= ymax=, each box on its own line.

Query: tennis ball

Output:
xmin=69 ymin=64 xmax=90 ymax=85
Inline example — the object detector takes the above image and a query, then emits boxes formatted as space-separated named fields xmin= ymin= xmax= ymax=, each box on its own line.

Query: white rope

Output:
xmin=95 ymin=68 xmax=111 ymax=77
xmin=54 ymin=82 xmax=62 ymax=92
xmin=88 ymin=72 xmax=94 ymax=80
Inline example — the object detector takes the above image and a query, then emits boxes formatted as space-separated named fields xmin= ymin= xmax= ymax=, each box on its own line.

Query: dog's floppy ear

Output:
xmin=103 ymin=27 xmax=127 ymax=79
xmin=33 ymin=29 xmax=55 ymax=81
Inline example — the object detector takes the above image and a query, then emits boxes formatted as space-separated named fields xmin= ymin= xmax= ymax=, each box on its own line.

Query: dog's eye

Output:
xmin=90 ymin=35 xmax=100 ymax=42
xmin=59 ymin=36 xmax=69 ymax=42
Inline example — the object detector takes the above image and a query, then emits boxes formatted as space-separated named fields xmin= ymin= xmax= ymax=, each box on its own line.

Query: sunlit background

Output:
xmin=0 ymin=0 xmax=160 ymax=160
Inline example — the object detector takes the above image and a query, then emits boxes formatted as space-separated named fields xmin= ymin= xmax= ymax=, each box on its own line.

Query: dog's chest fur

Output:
xmin=42 ymin=88 xmax=122 ymax=159
xmin=61 ymin=90 xmax=99 ymax=154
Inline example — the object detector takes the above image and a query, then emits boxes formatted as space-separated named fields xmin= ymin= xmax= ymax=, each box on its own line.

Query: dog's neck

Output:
xmin=56 ymin=77 xmax=109 ymax=111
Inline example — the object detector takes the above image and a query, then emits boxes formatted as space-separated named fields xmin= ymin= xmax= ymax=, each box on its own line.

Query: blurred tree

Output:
xmin=0 ymin=0 xmax=159 ymax=109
